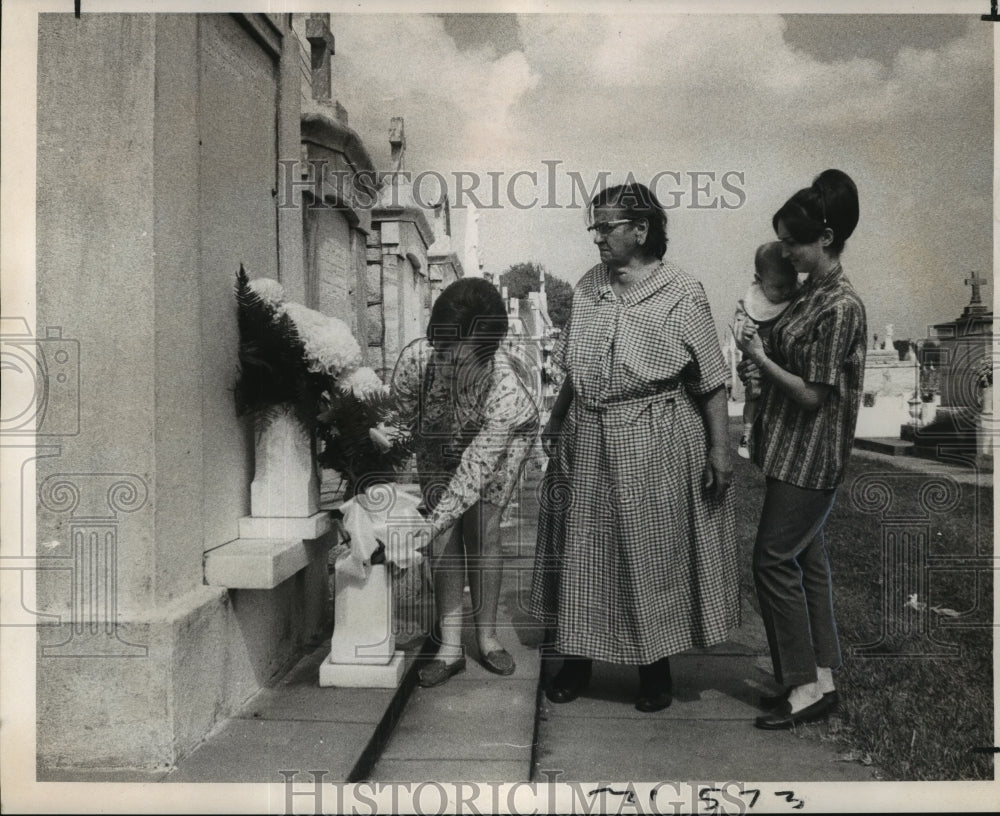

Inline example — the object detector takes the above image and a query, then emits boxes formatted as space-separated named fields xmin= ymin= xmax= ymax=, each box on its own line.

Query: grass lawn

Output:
xmin=729 ymin=421 xmax=994 ymax=780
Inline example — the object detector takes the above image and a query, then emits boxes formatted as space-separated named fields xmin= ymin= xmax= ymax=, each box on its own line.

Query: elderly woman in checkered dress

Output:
xmin=529 ymin=182 xmax=738 ymax=712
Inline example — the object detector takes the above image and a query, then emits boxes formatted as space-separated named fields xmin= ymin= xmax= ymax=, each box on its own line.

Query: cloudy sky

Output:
xmin=327 ymin=10 xmax=991 ymax=343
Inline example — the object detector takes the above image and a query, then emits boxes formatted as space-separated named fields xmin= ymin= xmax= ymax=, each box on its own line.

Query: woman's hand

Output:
xmin=540 ymin=414 xmax=563 ymax=457
xmin=736 ymin=357 xmax=761 ymax=386
xmin=702 ymin=445 xmax=733 ymax=499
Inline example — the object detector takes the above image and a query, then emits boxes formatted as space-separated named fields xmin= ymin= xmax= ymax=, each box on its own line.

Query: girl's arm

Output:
xmin=387 ymin=339 xmax=427 ymax=428
xmin=745 ymin=329 xmax=831 ymax=410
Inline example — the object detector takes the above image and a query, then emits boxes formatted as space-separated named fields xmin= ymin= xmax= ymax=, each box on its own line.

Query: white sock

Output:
xmin=816 ymin=666 xmax=835 ymax=695
xmin=788 ymin=681 xmax=822 ymax=713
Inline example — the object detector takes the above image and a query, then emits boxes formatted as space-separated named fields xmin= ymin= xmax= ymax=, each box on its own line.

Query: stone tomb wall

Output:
xmin=33 ymin=13 xmax=330 ymax=773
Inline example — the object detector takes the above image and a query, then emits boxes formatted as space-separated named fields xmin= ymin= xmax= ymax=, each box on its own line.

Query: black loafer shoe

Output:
xmin=759 ymin=688 xmax=839 ymax=710
xmin=418 ymin=657 xmax=466 ymax=688
xmin=482 ymin=648 xmax=516 ymax=676
xmin=754 ymin=694 xmax=835 ymax=730
xmin=545 ymin=660 xmax=592 ymax=704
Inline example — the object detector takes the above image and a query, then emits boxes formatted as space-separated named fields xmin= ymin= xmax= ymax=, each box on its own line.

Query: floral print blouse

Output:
xmin=390 ymin=338 xmax=540 ymax=534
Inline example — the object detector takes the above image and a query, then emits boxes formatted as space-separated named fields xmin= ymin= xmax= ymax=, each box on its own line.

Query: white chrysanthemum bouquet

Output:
xmin=235 ymin=267 xmax=421 ymax=569
xmin=234 ymin=266 xmax=413 ymax=495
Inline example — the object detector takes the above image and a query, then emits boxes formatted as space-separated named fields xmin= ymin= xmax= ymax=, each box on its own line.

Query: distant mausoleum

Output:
xmin=900 ymin=270 xmax=994 ymax=469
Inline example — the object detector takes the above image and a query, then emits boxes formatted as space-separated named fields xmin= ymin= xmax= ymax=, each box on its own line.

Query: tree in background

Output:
xmin=499 ymin=261 xmax=573 ymax=329
xmin=892 ymin=338 xmax=912 ymax=362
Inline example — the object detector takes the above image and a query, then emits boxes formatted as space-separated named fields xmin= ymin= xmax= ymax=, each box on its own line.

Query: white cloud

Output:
xmin=329 ymin=14 xmax=537 ymax=168
xmin=329 ymin=12 xmax=991 ymax=342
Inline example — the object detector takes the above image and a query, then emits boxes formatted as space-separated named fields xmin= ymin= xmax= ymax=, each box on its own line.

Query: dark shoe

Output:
xmin=636 ymin=657 xmax=673 ymax=712
xmin=545 ymin=658 xmax=592 ymax=704
xmin=418 ymin=657 xmax=466 ymax=688
xmin=635 ymin=688 xmax=673 ymax=712
xmin=754 ymin=693 xmax=835 ymax=730
xmin=759 ymin=687 xmax=839 ymax=710
xmin=482 ymin=648 xmax=516 ymax=676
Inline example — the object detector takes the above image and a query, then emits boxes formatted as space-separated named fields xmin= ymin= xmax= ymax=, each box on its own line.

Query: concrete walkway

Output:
xmin=166 ymin=455 xmax=877 ymax=784
xmin=534 ymin=596 xmax=873 ymax=782
xmin=365 ymin=554 xmax=543 ymax=781
xmin=365 ymin=466 xmax=546 ymax=782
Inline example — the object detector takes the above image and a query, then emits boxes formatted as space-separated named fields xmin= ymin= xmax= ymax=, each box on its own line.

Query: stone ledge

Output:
xmin=238 ymin=511 xmax=331 ymax=540
xmin=204 ymin=530 xmax=336 ymax=589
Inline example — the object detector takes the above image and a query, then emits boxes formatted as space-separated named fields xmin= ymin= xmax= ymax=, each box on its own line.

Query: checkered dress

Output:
xmin=529 ymin=261 xmax=740 ymax=664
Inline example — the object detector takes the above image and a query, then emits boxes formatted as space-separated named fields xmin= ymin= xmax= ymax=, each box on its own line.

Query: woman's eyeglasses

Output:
xmin=586 ymin=219 xmax=634 ymax=236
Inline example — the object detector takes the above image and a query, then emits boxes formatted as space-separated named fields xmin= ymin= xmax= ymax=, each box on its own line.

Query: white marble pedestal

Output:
xmin=319 ymin=563 xmax=405 ymax=688
xmin=318 ymin=653 xmax=405 ymax=688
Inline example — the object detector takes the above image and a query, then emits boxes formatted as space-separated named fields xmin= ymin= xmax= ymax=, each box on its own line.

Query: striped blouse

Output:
xmin=752 ymin=264 xmax=867 ymax=489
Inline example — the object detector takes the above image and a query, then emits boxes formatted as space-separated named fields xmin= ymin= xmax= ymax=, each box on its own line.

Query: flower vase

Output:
xmin=239 ymin=405 xmax=329 ymax=540
xmin=907 ymin=394 xmax=923 ymax=427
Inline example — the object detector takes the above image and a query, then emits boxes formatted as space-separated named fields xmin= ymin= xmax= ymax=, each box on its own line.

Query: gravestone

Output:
xmin=900 ymin=272 xmax=994 ymax=470
xmin=856 ymin=324 xmax=918 ymax=438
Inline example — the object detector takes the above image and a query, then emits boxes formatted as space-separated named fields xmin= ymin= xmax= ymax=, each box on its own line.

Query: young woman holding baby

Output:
xmin=735 ymin=168 xmax=867 ymax=730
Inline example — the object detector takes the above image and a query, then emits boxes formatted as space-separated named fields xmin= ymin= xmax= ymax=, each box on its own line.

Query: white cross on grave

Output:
xmin=965 ymin=270 xmax=989 ymax=306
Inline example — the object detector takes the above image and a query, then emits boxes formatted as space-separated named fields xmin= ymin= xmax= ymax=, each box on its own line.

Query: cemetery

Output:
xmin=854 ymin=270 xmax=994 ymax=473
xmin=13 ymin=9 xmax=993 ymax=805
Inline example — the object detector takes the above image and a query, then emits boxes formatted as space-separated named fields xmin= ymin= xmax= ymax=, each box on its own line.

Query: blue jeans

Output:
xmin=753 ymin=478 xmax=841 ymax=686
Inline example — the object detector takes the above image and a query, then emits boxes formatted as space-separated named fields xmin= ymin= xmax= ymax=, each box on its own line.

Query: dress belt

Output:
xmin=578 ymin=388 xmax=679 ymax=415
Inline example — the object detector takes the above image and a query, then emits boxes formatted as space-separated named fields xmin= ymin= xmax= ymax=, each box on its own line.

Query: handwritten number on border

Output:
xmin=699 ymin=786 xmax=802 ymax=812
xmin=775 ymin=790 xmax=806 ymax=810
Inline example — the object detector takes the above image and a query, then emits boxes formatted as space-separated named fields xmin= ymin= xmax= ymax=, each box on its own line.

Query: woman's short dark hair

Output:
xmin=772 ymin=168 xmax=859 ymax=255
xmin=591 ymin=182 xmax=669 ymax=260
xmin=427 ymin=277 xmax=508 ymax=358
